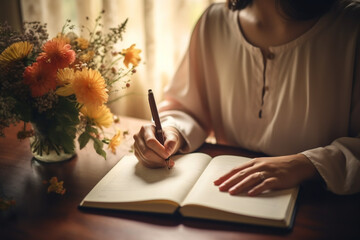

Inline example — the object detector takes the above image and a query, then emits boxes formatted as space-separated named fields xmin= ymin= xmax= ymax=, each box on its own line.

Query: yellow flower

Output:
xmin=81 ymin=105 xmax=113 ymax=128
xmin=79 ymin=50 xmax=95 ymax=63
xmin=108 ymin=130 xmax=123 ymax=154
xmin=122 ymin=44 xmax=141 ymax=68
xmin=56 ymin=68 xmax=75 ymax=96
xmin=45 ymin=177 xmax=66 ymax=195
xmin=73 ymin=68 xmax=108 ymax=109
xmin=75 ymin=37 xmax=89 ymax=50
xmin=0 ymin=41 xmax=33 ymax=65
xmin=57 ymin=67 xmax=75 ymax=85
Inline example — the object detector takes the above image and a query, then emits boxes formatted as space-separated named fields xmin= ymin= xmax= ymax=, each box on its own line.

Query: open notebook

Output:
xmin=80 ymin=153 xmax=299 ymax=228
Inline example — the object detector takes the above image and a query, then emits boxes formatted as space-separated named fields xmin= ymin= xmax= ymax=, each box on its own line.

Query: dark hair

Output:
xmin=227 ymin=0 xmax=337 ymax=21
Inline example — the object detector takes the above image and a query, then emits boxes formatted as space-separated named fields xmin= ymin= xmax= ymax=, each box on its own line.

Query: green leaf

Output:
xmin=55 ymin=97 xmax=80 ymax=126
xmin=92 ymin=137 xmax=106 ymax=159
xmin=78 ymin=132 xmax=91 ymax=149
xmin=48 ymin=129 xmax=75 ymax=154
xmin=61 ymin=138 xmax=75 ymax=153
xmin=86 ymin=125 xmax=98 ymax=134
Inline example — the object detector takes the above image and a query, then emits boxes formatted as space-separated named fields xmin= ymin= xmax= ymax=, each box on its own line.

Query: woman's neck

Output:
xmin=247 ymin=0 xmax=286 ymax=27
xmin=239 ymin=0 xmax=318 ymax=50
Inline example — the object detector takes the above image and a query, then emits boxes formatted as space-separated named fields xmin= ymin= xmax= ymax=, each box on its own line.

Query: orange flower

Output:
xmin=108 ymin=130 xmax=123 ymax=154
xmin=37 ymin=38 xmax=75 ymax=70
xmin=75 ymin=37 xmax=89 ymax=50
xmin=80 ymin=105 xmax=113 ymax=128
xmin=23 ymin=62 xmax=57 ymax=97
xmin=45 ymin=177 xmax=66 ymax=195
xmin=72 ymin=68 xmax=108 ymax=109
xmin=79 ymin=50 xmax=95 ymax=63
xmin=122 ymin=44 xmax=141 ymax=68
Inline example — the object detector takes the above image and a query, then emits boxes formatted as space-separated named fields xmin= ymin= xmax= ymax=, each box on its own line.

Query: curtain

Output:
xmin=20 ymin=0 xmax=223 ymax=120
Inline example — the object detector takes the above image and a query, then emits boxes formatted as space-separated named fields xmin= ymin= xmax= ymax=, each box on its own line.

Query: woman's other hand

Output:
xmin=214 ymin=154 xmax=319 ymax=196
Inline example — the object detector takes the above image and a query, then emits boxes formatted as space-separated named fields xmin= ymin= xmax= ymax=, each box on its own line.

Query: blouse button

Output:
xmin=267 ymin=52 xmax=275 ymax=60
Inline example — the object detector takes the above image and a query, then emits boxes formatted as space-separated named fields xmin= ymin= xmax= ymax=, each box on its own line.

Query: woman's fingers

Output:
xmin=213 ymin=161 xmax=254 ymax=186
xmin=247 ymin=177 xmax=279 ymax=196
xmin=141 ymin=124 xmax=168 ymax=159
xmin=227 ymin=172 xmax=266 ymax=195
xmin=133 ymin=124 xmax=167 ymax=168
xmin=133 ymin=136 xmax=166 ymax=168
xmin=217 ymin=168 xmax=262 ymax=192
xmin=227 ymin=172 xmax=279 ymax=195
xmin=133 ymin=125 xmax=184 ymax=169
xmin=214 ymin=159 xmax=271 ymax=195
xmin=163 ymin=126 xmax=184 ymax=156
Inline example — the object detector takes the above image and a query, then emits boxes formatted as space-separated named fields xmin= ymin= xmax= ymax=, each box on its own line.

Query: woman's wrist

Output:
xmin=296 ymin=153 xmax=321 ymax=182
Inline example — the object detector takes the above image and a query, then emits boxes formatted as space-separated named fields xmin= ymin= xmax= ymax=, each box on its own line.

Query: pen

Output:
xmin=148 ymin=89 xmax=170 ymax=169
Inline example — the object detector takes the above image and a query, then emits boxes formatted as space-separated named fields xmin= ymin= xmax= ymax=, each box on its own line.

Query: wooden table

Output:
xmin=0 ymin=116 xmax=359 ymax=240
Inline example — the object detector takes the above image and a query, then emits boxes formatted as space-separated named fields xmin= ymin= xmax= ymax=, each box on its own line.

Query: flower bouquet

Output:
xmin=0 ymin=13 xmax=141 ymax=162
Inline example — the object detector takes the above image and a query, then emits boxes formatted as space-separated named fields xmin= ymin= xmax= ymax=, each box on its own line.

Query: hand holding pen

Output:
xmin=133 ymin=89 xmax=184 ymax=168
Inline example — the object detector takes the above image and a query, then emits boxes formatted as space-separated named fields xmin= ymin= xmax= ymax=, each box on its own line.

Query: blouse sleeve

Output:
xmin=302 ymin=31 xmax=360 ymax=195
xmin=158 ymin=6 xmax=213 ymax=152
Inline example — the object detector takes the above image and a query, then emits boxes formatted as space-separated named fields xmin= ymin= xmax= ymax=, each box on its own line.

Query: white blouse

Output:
xmin=158 ymin=2 xmax=360 ymax=194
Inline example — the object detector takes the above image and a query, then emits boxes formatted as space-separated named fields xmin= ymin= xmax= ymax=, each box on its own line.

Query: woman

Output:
xmin=133 ymin=0 xmax=360 ymax=196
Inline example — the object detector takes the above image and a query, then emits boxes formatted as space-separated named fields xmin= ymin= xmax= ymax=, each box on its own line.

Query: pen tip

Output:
xmin=148 ymin=89 xmax=152 ymax=94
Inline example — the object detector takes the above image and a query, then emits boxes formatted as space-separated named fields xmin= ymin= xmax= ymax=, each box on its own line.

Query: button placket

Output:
xmin=258 ymin=51 xmax=274 ymax=118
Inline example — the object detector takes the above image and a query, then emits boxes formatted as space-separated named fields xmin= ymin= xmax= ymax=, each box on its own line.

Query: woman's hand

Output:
xmin=133 ymin=124 xmax=184 ymax=168
xmin=214 ymin=154 xmax=319 ymax=196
